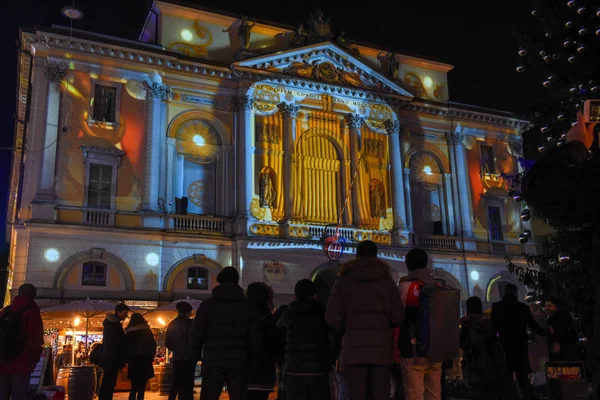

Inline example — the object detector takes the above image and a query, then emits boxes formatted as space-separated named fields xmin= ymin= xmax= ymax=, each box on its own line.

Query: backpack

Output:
xmin=409 ymin=280 xmax=461 ymax=363
xmin=461 ymin=318 xmax=505 ymax=386
xmin=0 ymin=306 xmax=27 ymax=361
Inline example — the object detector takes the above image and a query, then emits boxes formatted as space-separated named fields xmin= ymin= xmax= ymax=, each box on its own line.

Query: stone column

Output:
xmin=443 ymin=173 xmax=456 ymax=235
xmin=142 ymin=81 xmax=170 ymax=212
xmin=403 ymin=168 xmax=413 ymax=230
xmin=344 ymin=114 xmax=363 ymax=225
xmin=445 ymin=131 xmax=474 ymax=237
xmin=280 ymin=103 xmax=299 ymax=222
xmin=233 ymin=95 xmax=255 ymax=225
xmin=384 ymin=120 xmax=408 ymax=235
xmin=166 ymin=138 xmax=176 ymax=212
xmin=35 ymin=63 xmax=66 ymax=201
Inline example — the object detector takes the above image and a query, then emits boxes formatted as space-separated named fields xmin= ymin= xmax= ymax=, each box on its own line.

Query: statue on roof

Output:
xmin=380 ymin=50 xmax=399 ymax=80
xmin=291 ymin=23 xmax=308 ymax=47
xmin=335 ymin=31 xmax=361 ymax=60
xmin=308 ymin=10 xmax=333 ymax=40
xmin=237 ymin=16 xmax=255 ymax=51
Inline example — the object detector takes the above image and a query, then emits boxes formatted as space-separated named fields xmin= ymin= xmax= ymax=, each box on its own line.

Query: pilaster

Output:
xmin=344 ymin=113 xmax=363 ymax=226
xmin=445 ymin=131 xmax=474 ymax=237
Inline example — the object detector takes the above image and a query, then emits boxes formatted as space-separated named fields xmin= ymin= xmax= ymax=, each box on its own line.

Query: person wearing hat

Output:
xmin=99 ymin=303 xmax=130 ymax=400
xmin=191 ymin=267 xmax=261 ymax=400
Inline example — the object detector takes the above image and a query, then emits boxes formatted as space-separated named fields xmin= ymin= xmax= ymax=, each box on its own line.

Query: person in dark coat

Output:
xmin=278 ymin=279 xmax=333 ymax=400
xmin=99 ymin=303 xmax=130 ymax=400
xmin=273 ymin=304 xmax=288 ymax=400
xmin=491 ymin=284 xmax=549 ymax=400
xmin=0 ymin=284 xmax=44 ymax=400
xmin=460 ymin=297 xmax=503 ymax=400
xmin=326 ymin=240 xmax=404 ymax=400
xmin=191 ymin=267 xmax=261 ymax=400
xmin=544 ymin=298 xmax=580 ymax=361
xmin=246 ymin=282 xmax=278 ymax=400
xmin=125 ymin=313 xmax=156 ymax=400
xmin=521 ymin=111 xmax=599 ymax=393
xmin=166 ymin=301 xmax=195 ymax=400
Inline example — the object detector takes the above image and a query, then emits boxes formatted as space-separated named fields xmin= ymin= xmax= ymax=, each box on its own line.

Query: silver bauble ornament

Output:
xmin=540 ymin=126 xmax=549 ymax=134
xmin=563 ymin=39 xmax=572 ymax=47
xmin=513 ymin=193 xmax=523 ymax=202
xmin=539 ymin=50 xmax=548 ymax=57
xmin=572 ymin=121 xmax=578 ymax=128
xmin=570 ymin=86 xmax=578 ymax=93
xmin=545 ymin=31 xmax=552 ymax=38
xmin=516 ymin=65 xmax=525 ymax=73
xmin=557 ymin=139 xmax=565 ymax=147
xmin=596 ymin=27 xmax=600 ymax=36
xmin=519 ymin=234 xmax=529 ymax=244
xmin=558 ymin=113 xmax=566 ymax=121
xmin=592 ymin=86 xmax=600 ymax=92
xmin=520 ymin=209 xmax=531 ymax=222
xmin=577 ymin=45 xmax=586 ymax=53
xmin=518 ymin=48 xmax=527 ymax=56
xmin=568 ymin=55 xmax=577 ymax=63
xmin=561 ymin=132 xmax=568 ymax=139
xmin=543 ymin=80 xmax=552 ymax=87
xmin=565 ymin=21 xmax=573 ymax=28
xmin=577 ymin=6 xmax=585 ymax=14
xmin=567 ymin=0 xmax=576 ymax=6
xmin=547 ymin=135 xmax=556 ymax=142
xmin=579 ymin=28 xmax=587 ymax=35
xmin=558 ymin=253 xmax=571 ymax=265
xmin=523 ymin=229 xmax=532 ymax=238
xmin=597 ymin=8 xmax=600 ymax=17
xmin=552 ymin=53 xmax=560 ymax=60
xmin=543 ymin=55 xmax=550 ymax=62
xmin=531 ymin=9 xmax=538 ymax=15
xmin=538 ymin=144 xmax=547 ymax=152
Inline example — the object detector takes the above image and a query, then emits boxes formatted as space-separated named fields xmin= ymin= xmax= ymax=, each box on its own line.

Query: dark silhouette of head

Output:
xmin=217 ymin=267 xmax=239 ymax=285
xmin=466 ymin=296 xmax=483 ymax=315
xmin=295 ymin=279 xmax=316 ymax=301
xmin=114 ymin=303 xmax=130 ymax=321
xmin=504 ymin=283 xmax=518 ymax=297
xmin=128 ymin=312 xmax=148 ymax=327
xmin=405 ymin=248 xmax=428 ymax=271
xmin=17 ymin=284 xmax=37 ymax=298
xmin=356 ymin=240 xmax=377 ymax=258
xmin=176 ymin=301 xmax=193 ymax=316
xmin=246 ymin=282 xmax=270 ymax=308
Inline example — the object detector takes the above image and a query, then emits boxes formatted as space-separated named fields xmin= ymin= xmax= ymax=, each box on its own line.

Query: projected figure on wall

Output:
xmin=260 ymin=172 xmax=277 ymax=208
xmin=369 ymin=180 xmax=386 ymax=218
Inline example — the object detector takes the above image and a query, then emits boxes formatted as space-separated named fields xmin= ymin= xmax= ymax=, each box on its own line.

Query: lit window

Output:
xmin=187 ymin=267 xmax=209 ymax=290
xmin=87 ymin=164 xmax=113 ymax=209
xmin=480 ymin=145 xmax=495 ymax=174
xmin=487 ymin=206 xmax=503 ymax=241
xmin=82 ymin=262 xmax=107 ymax=286
xmin=92 ymin=85 xmax=118 ymax=123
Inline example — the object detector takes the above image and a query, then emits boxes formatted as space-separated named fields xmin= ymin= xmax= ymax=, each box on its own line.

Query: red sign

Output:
xmin=324 ymin=235 xmax=346 ymax=260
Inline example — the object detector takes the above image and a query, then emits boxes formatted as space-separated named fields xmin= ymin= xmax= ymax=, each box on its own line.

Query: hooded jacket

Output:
xmin=125 ymin=322 xmax=157 ymax=381
xmin=191 ymin=283 xmax=261 ymax=370
xmin=101 ymin=313 xmax=127 ymax=369
xmin=325 ymin=257 xmax=404 ymax=365
xmin=0 ymin=295 xmax=43 ymax=375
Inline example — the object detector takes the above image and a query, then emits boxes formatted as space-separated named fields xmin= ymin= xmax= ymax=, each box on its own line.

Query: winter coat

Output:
xmin=101 ymin=313 xmax=127 ymax=370
xmin=191 ymin=283 xmax=261 ymax=371
xmin=125 ymin=324 xmax=156 ymax=382
xmin=277 ymin=298 xmax=332 ymax=374
xmin=491 ymin=294 xmax=549 ymax=371
xmin=325 ymin=257 xmax=404 ymax=365
xmin=0 ymin=295 xmax=44 ymax=375
xmin=248 ymin=307 xmax=278 ymax=387
xmin=460 ymin=314 xmax=504 ymax=386
xmin=166 ymin=314 xmax=193 ymax=361
xmin=397 ymin=267 xmax=436 ymax=359
xmin=547 ymin=309 xmax=580 ymax=361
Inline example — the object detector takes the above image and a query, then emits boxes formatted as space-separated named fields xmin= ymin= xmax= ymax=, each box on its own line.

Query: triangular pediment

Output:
xmin=233 ymin=42 xmax=414 ymax=99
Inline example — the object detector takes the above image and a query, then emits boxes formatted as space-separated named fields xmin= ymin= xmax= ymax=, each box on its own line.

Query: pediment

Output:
xmin=233 ymin=43 xmax=414 ymax=99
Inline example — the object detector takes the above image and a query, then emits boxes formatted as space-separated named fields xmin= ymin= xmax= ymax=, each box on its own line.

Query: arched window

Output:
xmin=409 ymin=152 xmax=445 ymax=234
xmin=82 ymin=262 xmax=107 ymax=286
xmin=187 ymin=267 xmax=209 ymax=290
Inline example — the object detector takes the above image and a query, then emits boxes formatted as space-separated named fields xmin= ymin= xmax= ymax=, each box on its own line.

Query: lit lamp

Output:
xmin=61 ymin=3 xmax=84 ymax=20
xmin=423 ymin=76 xmax=433 ymax=88
xmin=423 ymin=165 xmax=433 ymax=176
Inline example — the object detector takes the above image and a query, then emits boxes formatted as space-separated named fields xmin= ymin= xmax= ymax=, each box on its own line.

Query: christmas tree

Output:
xmin=504 ymin=0 xmax=599 ymax=338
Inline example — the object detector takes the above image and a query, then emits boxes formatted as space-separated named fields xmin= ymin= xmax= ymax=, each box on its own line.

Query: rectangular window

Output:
xmin=480 ymin=144 xmax=495 ymax=174
xmin=88 ymin=164 xmax=113 ymax=209
xmin=82 ymin=262 xmax=107 ymax=286
xmin=187 ymin=267 xmax=209 ymax=290
xmin=92 ymin=85 xmax=118 ymax=123
xmin=487 ymin=206 xmax=503 ymax=241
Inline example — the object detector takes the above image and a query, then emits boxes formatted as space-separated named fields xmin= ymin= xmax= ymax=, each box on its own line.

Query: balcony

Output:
xmin=412 ymin=234 xmax=459 ymax=251
xmin=166 ymin=214 xmax=231 ymax=234
xmin=83 ymin=209 xmax=116 ymax=227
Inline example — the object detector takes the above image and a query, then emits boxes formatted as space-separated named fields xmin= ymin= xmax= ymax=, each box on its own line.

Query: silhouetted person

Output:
xmin=99 ymin=303 xmax=130 ymax=400
xmin=167 ymin=301 xmax=195 ymax=400
xmin=125 ymin=313 xmax=156 ymax=400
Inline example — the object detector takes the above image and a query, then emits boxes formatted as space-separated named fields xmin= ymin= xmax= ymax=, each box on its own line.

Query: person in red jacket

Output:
xmin=0 ymin=284 xmax=44 ymax=400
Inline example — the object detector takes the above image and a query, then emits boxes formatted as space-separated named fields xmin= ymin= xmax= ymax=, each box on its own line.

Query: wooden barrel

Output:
xmin=153 ymin=364 xmax=173 ymax=394
xmin=67 ymin=366 xmax=96 ymax=400
xmin=55 ymin=367 xmax=69 ymax=393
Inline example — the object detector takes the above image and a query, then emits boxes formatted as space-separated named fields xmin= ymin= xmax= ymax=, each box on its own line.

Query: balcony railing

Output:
xmin=83 ymin=209 xmax=116 ymax=227
xmin=305 ymin=225 xmax=357 ymax=242
xmin=489 ymin=241 xmax=507 ymax=254
xmin=412 ymin=234 xmax=459 ymax=250
xmin=166 ymin=214 xmax=231 ymax=234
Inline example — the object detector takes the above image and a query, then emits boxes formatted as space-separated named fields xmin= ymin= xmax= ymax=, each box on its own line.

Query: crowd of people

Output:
xmin=0 ymin=241 xmax=584 ymax=400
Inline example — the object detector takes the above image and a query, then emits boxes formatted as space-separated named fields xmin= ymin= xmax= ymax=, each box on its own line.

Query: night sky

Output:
xmin=0 ymin=0 xmax=547 ymax=248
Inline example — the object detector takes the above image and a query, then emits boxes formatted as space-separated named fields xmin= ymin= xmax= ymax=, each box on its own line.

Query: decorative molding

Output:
xmin=143 ymin=81 xmax=172 ymax=100
xmin=44 ymin=63 xmax=67 ymax=82
xmin=193 ymin=254 xmax=207 ymax=264
xmin=344 ymin=113 xmax=364 ymax=129
xmin=279 ymin=103 xmax=299 ymax=118
xmin=91 ymin=248 xmax=103 ymax=259
xmin=229 ymin=95 xmax=254 ymax=112
xmin=444 ymin=131 xmax=464 ymax=146
xmin=80 ymin=146 xmax=125 ymax=166
xmin=508 ymin=140 xmax=523 ymax=156
xmin=383 ymin=119 xmax=401 ymax=135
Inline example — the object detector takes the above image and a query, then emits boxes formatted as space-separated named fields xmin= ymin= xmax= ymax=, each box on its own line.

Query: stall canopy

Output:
xmin=144 ymin=297 xmax=202 ymax=328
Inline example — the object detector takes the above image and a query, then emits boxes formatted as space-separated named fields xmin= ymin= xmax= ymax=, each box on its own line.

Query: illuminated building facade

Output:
xmin=7 ymin=1 xmax=531 ymax=307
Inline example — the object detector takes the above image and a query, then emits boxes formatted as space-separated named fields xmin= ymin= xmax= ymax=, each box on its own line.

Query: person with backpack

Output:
xmin=544 ymin=298 xmax=580 ymax=362
xmin=491 ymin=284 xmax=549 ymax=400
xmin=326 ymin=240 xmax=404 ymax=400
xmin=191 ymin=267 xmax=261 ymax=400
xmin=398 ymin=248 xmax=460 ymax=400
xmin=166 ymin=301 xmax=196 ymax=400
xmin=125 ymin=313 xmax=156 ymax=400
xmin=277 ymin=279 xmax=333 ymax=400
xmin=99 ymin=303 xmax=130 ymax=400
xmin=460 ymin=297 xmax=503 ymax=400
xmin=0 ymin=283 xmax=44 ymax=400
